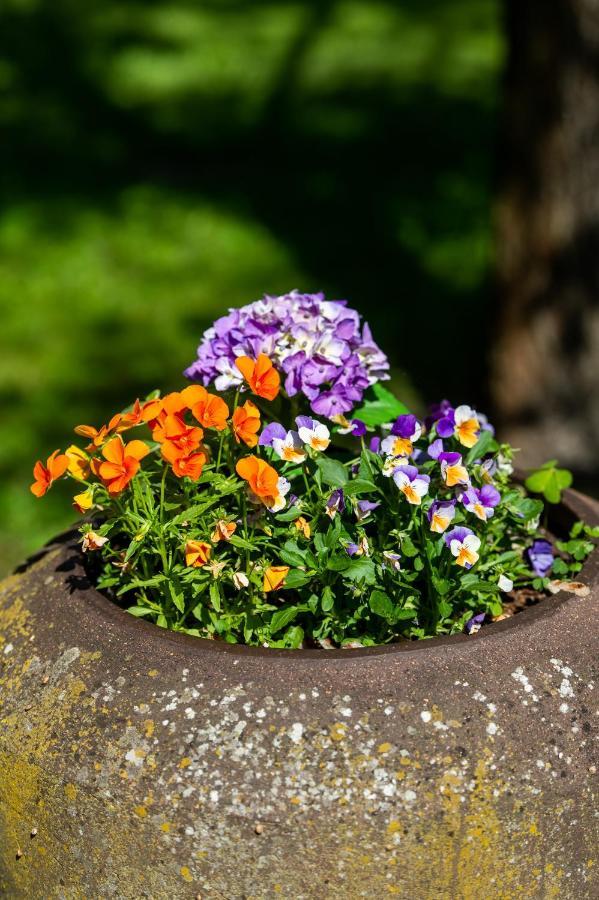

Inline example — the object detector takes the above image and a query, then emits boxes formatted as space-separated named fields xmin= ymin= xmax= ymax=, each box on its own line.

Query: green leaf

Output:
xmin=525 ymin=463 xmax=573 ymax=504
xmin=465 ymin=430 xmax=497 ymax=465
xmin=284 ymin=569 xmax=312 ymax=589
xmin=369 ymin=589 xmax=395 ymax=621
xmin=321 ymin=586 xmax=335 ymax=612
xmin=280 ymin=541 xmax=306 ymax=568
xmin=343 ymin=479 xmax=379 ymax=496
xmin=270 ymin=606 xmax=300 ymax=635
xmin=209 ymin=581 xmax=222 ymax=612
xmin=343 ymin=557 xmax=376 ymax=584
xmin=505 ymin=494 xmax=544 ymax=522
xmin=352 ymin=383 xmax=410 ymax=427
xmin=229 ymin=534 xmax=258 ymax=552
xmin=127 ymin=606 xmax=156 ymax=618
xmin=285 ymin=625 xmax=305 ymax=648
xmin=273 ymin=505 xmax=303 ymax=522
xmin=401 ymin=535 xmax=418 ymax=557
xmin=116 ymin=574 xmax=167 ymax=596
xmin=316 ymin=456 xmax=349 ymax=487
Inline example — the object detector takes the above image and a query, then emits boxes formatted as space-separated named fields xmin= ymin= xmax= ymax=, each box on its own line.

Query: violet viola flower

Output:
xmin=184 ymin=291 xmax=389 ymax=418
xmin=350 ymin=418 xmax=367 ymax=437
xmin=460 ymin=485 xmax=501 ymax=522
xmin=325 ymin=489 xmax=345 ymax=519
xmin=527 ymin=539 xmax=554 ymax=578
xmin=332 ymin=415 xmax=367 ymax=437
xmin=381 ymin=414 xmax=422 ymax=458
xmin=427 ymin=499 xmax=456 ymax=534
xmin=345 ymin=537 xmax=369 ymax=557
xmin=427 ymin=438 xmax=444 ymax=460
xmin=444 ymin=526 xmax=481 ymax=569
xmin=465 ymin=612 xmax=486 ymax=635
xmin=369 ymin=436 xmax=381 ymax=454
xmin=427 ymin=400 xmax=455 ymax=438
xmin=259 ymin=422 xmax=286 ymax=447
xmin=438 ymin=452 xmax=470 ymax=487
xmin=393 ymin=465 xmax=430 ymax=505
xmin=355 ymin=500 xmax=381 ymax=522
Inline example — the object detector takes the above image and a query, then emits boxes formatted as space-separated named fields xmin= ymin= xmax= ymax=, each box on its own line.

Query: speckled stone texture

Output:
xmin=0 ymin=490 xmax=597 ymax=899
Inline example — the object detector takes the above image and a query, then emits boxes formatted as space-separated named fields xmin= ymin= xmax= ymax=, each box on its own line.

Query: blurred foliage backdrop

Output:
xmin=0 ymin=0 xmax=503 ymax=573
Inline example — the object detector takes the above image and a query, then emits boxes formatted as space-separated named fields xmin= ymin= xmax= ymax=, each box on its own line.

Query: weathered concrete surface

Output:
xmin=0 ymin=490 xmax=597 ymax=899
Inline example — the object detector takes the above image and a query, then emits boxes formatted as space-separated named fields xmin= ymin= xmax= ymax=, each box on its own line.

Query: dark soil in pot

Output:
xmin=0 ymin=489 xmax=598 ymax=899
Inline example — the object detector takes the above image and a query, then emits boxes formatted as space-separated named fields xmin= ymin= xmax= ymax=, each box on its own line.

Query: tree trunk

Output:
xmin=492 ymin=0 xmax=599 ymax=473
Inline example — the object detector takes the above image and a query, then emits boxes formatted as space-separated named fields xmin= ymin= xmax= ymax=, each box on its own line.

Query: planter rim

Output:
xmin=26 ymin=487 xmax=599 ymax=663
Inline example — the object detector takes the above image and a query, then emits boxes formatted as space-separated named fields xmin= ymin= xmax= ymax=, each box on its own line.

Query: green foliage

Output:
xmin=525 ymin=461 xmax=573 ymax=504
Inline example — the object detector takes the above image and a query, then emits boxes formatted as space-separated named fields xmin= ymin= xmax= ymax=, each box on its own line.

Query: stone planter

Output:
xmin=1 ymin=489 xmax=597 ymax=899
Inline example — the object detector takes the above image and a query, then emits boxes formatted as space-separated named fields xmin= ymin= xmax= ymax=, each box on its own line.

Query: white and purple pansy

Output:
xmin=259 ymin=422 xmax=286 ymax=447
xmin=296 ymin=416 xmax=331 ymax=452
xmin=392 ymin=465 xmax=430 ymax=505
xmin=355 ymin=499 xmax=381 ymax=522
xmin=325 ymin=488 xmax=345 ymax=519
xmin=427 ymin=499 xmax=456 ymax=533
xmin=460 ymin=484 xmax=501 ymax=521
xmin=382 ymin=550 xmax=401 ymax=571
xmin=381 ymin=414 xmax=422 ymax=458
xmin=439 ymin=451 xmax=470 ymax=487
xmin=453 ymin=405 xmax=481 ymax=449
xmin=465 ymin=612 xmax=485 ymax=634
xmin=345 ymin=536 xmax=370 ymax=557
xmin=272 ymin=430 xmax=306 ymax=463
xmin=444 ymin=526 xmax=481 ymax=569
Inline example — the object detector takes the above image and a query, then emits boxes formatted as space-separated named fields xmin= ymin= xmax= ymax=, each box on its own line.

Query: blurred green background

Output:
xmin=0 ymin=0 xmax=503 ymax=574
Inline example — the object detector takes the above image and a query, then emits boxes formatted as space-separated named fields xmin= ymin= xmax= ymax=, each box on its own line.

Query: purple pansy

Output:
xmin=369 ymin=436 xmax=381 ymax=454
xmin=325 ymin=489 xmax=345 ymax=519
xmin=427 ymin=400 xmax=456 ymax=438
xmin=527 ymin=539 xmax=554 ymax=578
xmin=355 ymin=500 xmax=381 ymax=522
xmin=460 ymin=485 xmax=501 ymax=522
xmin=465 ymin=612 xmax=486 ymax=635
xmin=259 ymin=422 xmax=286 ymax=447
xmin=184 ymin=291 xmax=389 ymax=418
xmin=427 ymin=438 xmax=444 ymax=460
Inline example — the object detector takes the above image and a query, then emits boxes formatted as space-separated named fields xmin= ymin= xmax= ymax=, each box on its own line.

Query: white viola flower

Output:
xmin=382 ymin=455 xmax=406 ymax=477
xmin=498 ymin=574 xmax=514 ymax=593
xmin=296 ymin=416 xmax=330 ymax=452
xmin=382 ymin=551 xmax=401 ymax=571
xmin=272 ymin=430 xmax=307 ymax=463
xmin=232 ymin=571 xmax=250 ymax=590
xmin=81 ymin=530 xmax=108 ymax=552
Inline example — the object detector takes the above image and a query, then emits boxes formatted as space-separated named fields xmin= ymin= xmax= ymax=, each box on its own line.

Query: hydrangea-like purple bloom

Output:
xmin=184 ymin=291 xmax=389 ymax=418
xmin=527 ymin=539 xmax=554 ymax=578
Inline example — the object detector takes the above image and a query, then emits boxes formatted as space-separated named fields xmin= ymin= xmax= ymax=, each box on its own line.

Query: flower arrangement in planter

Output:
xmin=30 ymin=291 xmax=597 ymax=648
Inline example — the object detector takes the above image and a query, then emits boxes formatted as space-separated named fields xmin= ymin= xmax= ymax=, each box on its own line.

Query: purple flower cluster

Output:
xmin=183 ymin=291 xmax=389 ymax=418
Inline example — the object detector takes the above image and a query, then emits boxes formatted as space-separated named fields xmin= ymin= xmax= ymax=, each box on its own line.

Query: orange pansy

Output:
xmin=294 ymin=516 xmax=311 ymax=539
xmin=191 ymin=393 xmax=229 ymax=431
xmin=231 ymin=399 xmax=261 ymax=447
xmin=74 ymin=413 xmax=122 ymax=448
xmin=211 ymin=519 xmax=237 ymax=542
xmin=96 ymin=437 xmax=150 ymax=495
xmin=263 ymin=565 xmax=290 ymax=593
xmin=161 ymin=442 xmax=206 ymax=481
xmin=179 ymin=384 xmax=208 ymax=409
xmin=30 ymin=450 xmax=69 ymax=498
xmin=235 ymin=455 xmax=279 ymax=504
xmin=235 ymin=354 xmax=280 ymax=401
xmin=185 ymin=540 xmax=211 ymax=568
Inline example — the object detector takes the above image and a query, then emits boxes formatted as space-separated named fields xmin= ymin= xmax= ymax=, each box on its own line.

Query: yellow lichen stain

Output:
xmin=179 ymin=757 xmax=192 ymax=769
xmin=329 ymin=722 xmax=347 ymax=742
xmin=290 ymin=797 xmax=301 ymax=805
xmin=179 ymin=866 xmax=193 ymax=883
xmin=529 ymin=822 xmax=539 ymax=835
xmin=160 ymin=822 xmax=171 ymax=833
xmin=134 ymin=806 xmax=147 ymax=818
xmin=274 ymin=885 xmax=282 ymax=893
xmin=386 ymin=820 xmax=401 ymax=835
xmin=64 ymin=783 xmax=77 ymax=802
xmin=377 ymin=742 xmax=392 ymax=754
xmin=147 ymin=669 xmax=159 ymax=677
xmin=144 ymin=719 xmax=155 ymax=738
